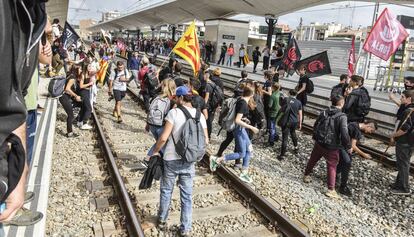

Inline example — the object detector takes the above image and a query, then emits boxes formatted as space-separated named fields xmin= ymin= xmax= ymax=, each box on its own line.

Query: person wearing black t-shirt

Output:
xmin=211 ymin=86 xmax=259 ymax=183
xmin=389 ymin=76 xmax=414 ymax=131
xmin=296 ymin=65 xmax=309 ymax=123
xmin=337 ymin=121 xmax=377 ymax=196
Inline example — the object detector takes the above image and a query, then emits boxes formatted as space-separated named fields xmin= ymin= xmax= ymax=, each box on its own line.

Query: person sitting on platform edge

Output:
xmin=151 ymin=86 xmax=208 ymax=237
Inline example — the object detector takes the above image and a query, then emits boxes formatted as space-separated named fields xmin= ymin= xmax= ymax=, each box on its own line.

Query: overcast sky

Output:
xmin=68 ymin=0 xmax=414 ymax=29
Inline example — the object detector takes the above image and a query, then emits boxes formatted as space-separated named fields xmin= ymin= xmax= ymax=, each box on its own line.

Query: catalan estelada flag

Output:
xmin=96 ymin=58 xmax=109 ymax=85
xmin=172 ymin=21 xmax=201 ymax=76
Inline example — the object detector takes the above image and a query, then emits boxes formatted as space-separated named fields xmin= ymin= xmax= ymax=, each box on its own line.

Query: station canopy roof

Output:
xmin=88 ymin=0 xmax=413 ymax=32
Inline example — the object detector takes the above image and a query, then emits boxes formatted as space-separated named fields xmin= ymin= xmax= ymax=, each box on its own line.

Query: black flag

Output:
xmin=282 ymin=36 xmax=301 ymax=75
xmin=295 ymin=51 xmax=332 ymax=78
xmin=61 ymin=21 xmax=80 ymax=49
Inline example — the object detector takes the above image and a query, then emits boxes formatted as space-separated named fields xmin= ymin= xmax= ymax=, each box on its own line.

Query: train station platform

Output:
xmin=3 ymin=77 xmax=57 ymax=237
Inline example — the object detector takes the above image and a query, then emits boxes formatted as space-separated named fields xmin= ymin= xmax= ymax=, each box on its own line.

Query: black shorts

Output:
xmin=113 ymin=90 xmax=126 ymax=102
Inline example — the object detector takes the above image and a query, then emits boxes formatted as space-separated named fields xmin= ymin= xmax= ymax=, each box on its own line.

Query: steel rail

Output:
xmin=92 ymin=110 xmax=145 ymax=237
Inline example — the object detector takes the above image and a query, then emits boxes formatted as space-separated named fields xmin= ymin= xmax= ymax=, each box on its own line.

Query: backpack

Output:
xmin=147 ymin=97 xmax=170 ymax=127
xmin=208 ymin=82 xmax=224 ymax=110
xmin=313 ymin=110 xmax=344 ymax=147
xmin=306 ymin=79 xmax=314 ymax=94
xmin=114 ymin=68 xmax=127 ymax=81
xmin=144 ymin=65 xmax=159 ymax=93
xmin=355 ymin=87 xmax=371 ymax=117
xmin=277 ymin=97 xmax=292 ymax=127
xmin=48 ymin=76 xmax=67 ymax=98
xmin=218 ymin=97 xmax=238 ymax=132
xmin=172 ymin=106 xmax=206 ymax=163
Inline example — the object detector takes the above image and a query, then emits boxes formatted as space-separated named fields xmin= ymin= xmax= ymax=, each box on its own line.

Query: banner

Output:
xmin=363 ymin=8 xmax=409 ymax=61
xmin=282 ymin=36 xmax=302 ymax=75
xmin=61 ymin=21 xmax=80 ymax=49
xmin=295 ymin=51 xmax=332 ymax=78
xmin=172 ymin=20 xmax=201 ymax=76
xmin=348 ymin=36 xmax=356 ymax=77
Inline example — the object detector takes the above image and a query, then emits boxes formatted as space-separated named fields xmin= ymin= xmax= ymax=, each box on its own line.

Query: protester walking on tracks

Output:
xmin=210 ymin=86 xmax=260 ymax=183
xmin=128 ymin=51 xmax=141 ymax=88
xmin=204 ymin=69 xmax=224 ymax=138
xmin=389 ymin=89 xmax=414 ymax=195
xmin=331 ymin=74 xmax=349 ymax=99
xmin=151 ymin=86 xmax=208 ymax=237
xmin=109 ymin=61 xmax=130 ymax=123
xmin=296 ymin=65 xmax=311 ymax=123
xmin=303 ymin=95 xmax=351 ymax=199
xmin=337 ymin=120 xmax=377 ymax=196
xmin=389 ymin=76 xmax=414 ymax=131
xmin=145 ymin=79 xmax=176 ymax=161
xmin=77 ymin=65 xmax=94 ymax=130
xmin=343 ymin=75 xmax=371 ymax=123
xmin=277 ymin=89 xmax=302 ymax=160
xmin=139 ymin=56 xmax=158 ymax=112
xmin=267 ymin=83 xmax=281 ymax=146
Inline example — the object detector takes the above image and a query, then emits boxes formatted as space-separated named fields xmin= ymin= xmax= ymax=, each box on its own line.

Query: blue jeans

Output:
xmin=147 ymin=125 xmax=164 ymax=157
xmin=224 ymin=126 xmax=251 ymax=169
xmin=268 ymin=119 xmax=279 ymax=144
xmin=26 ymin=109 xmax=37 ymax=166
xmin=158 ymin=160 xmax=195 ymax=232
xmin=226 ymin=55 xmax=233 ymax=66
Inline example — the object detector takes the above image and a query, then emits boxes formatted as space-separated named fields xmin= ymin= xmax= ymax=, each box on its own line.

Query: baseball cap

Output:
xmin=176 ymin=86 xmax=191 ymax=96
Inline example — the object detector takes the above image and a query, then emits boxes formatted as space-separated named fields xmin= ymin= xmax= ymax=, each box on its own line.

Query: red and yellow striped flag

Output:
xmin=172 ymin=21 xmax=201 ymax=76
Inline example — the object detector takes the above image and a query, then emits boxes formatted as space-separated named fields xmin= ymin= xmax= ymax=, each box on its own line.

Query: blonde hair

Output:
xmin=160 ymin=79 xmax=176 ymax=98
xmin=213 ymin=67 xmax=221 ymax=76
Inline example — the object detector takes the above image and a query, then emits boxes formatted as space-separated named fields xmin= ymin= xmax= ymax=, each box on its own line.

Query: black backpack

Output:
xmin=144 ymin=65 xmax=159 ymax=95
xmin=313 ymin=110 xmax=344 ymax=147
xmin=208 ymin=82 xmax=224 ymax=110
xmin=277 ymin=97 xmax=293 ymax=128
xmin=48 ymin=76 xmax=67 ymax=98
xmin=306 ymin=79 xmax=314 ymax=94
xmin=330 ymin=84 xmax=345 ymax=99
xmin=355 ymin=87 xmax=371 ymax=117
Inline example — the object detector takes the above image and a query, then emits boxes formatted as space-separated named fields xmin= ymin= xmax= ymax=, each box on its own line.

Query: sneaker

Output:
xmin=209 ymin=155 xmax=218 ymax=172
xmin=390 ymin=188 xmax=411 ymax=196
xmin=81 ymin=124 xmax=93 ymax=130
xmin=325 ymin=189 xmax=342 ymax=199
xmin=303 ymin=175 xmax=311 ymax=183
xmin=117 ymin=116 xmax=123 ymax=123
xmin=277 ymin=155 xmax=285 ymax=161
xmin=240 ymin=172 xmax=253 ymax=183
xmin=24 ymin=191 xmax=35 ymax=204
xmin=267 ymin=142 xmax=274 ymax=147
xmin=157 ymin=220 xmax=167 ymax=230
xmin=3 ymin=207 xmax=43 ymax=226
xmin=339 ymin=186 xmax=352 ymax=197
xmin=66 ymin=132 xmax=79 ymax=138
xmin=77 ymin=121 xmax=83 ymax=127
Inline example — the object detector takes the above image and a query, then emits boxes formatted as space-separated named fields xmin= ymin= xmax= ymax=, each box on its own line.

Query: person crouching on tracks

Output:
xmin=151 ymin=86 xmax=209 ymax=236
xmin=389 ymin=89 xmax=414 ymax=195
xmin=337 ymin=120 xmax=377 ymax=196
xmin=108 ymin=61 xmax=130 ymax=123
xmin=303 ymin=95 xmax=351 ymax=199
xmin=145 ymin=79 xmax=176 ymax=162
xmin=210 ymin=85 xmax=260 ymax=183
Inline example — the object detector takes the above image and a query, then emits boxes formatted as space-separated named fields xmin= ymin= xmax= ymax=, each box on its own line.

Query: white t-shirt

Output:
xmin=163 ymin=106 xmax=207 ymax=161
xmin=110 ymin=69 xmax=129 ymax=91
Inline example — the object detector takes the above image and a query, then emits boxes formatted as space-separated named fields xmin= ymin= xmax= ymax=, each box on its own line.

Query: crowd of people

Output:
xmin=1 ymin=2 xmax=413 ymax=237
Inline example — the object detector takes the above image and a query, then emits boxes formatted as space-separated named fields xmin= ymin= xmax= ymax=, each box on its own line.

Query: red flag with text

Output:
xmin=363 ymin=8 xmax=408 ymax=61
xmin=348 ymin=36 xmax=356 ymax=77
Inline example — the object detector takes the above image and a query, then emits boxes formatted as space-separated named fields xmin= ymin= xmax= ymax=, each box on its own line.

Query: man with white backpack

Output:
xmin=151 ymin=86 xmax=208 ymax=236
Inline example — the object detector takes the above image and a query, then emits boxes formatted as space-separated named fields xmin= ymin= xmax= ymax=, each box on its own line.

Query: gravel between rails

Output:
xmin=46 ymin=109 xmax=126 ymax=236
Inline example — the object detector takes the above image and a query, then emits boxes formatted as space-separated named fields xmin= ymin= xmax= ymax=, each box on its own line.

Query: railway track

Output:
xmin=89 ymin=86 xmax=309 ymax=236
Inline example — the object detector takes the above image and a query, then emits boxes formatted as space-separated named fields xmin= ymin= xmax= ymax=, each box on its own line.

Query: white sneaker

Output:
xmin=77 ymin=122 xmax=83 ymax=127
xmin=81 ymin=124 xmax=93 ymax=130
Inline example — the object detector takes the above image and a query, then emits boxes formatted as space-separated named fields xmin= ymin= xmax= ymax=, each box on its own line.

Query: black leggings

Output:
xmin=206 ymin=110 xmax=216 ymax=139
xmin=217 ymin=131 xmax=240 ymax=164
xmin=59 ymin=94 xmax=74 ymax=134
xmin=79 ymin=89 xmax=92 ymax=123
